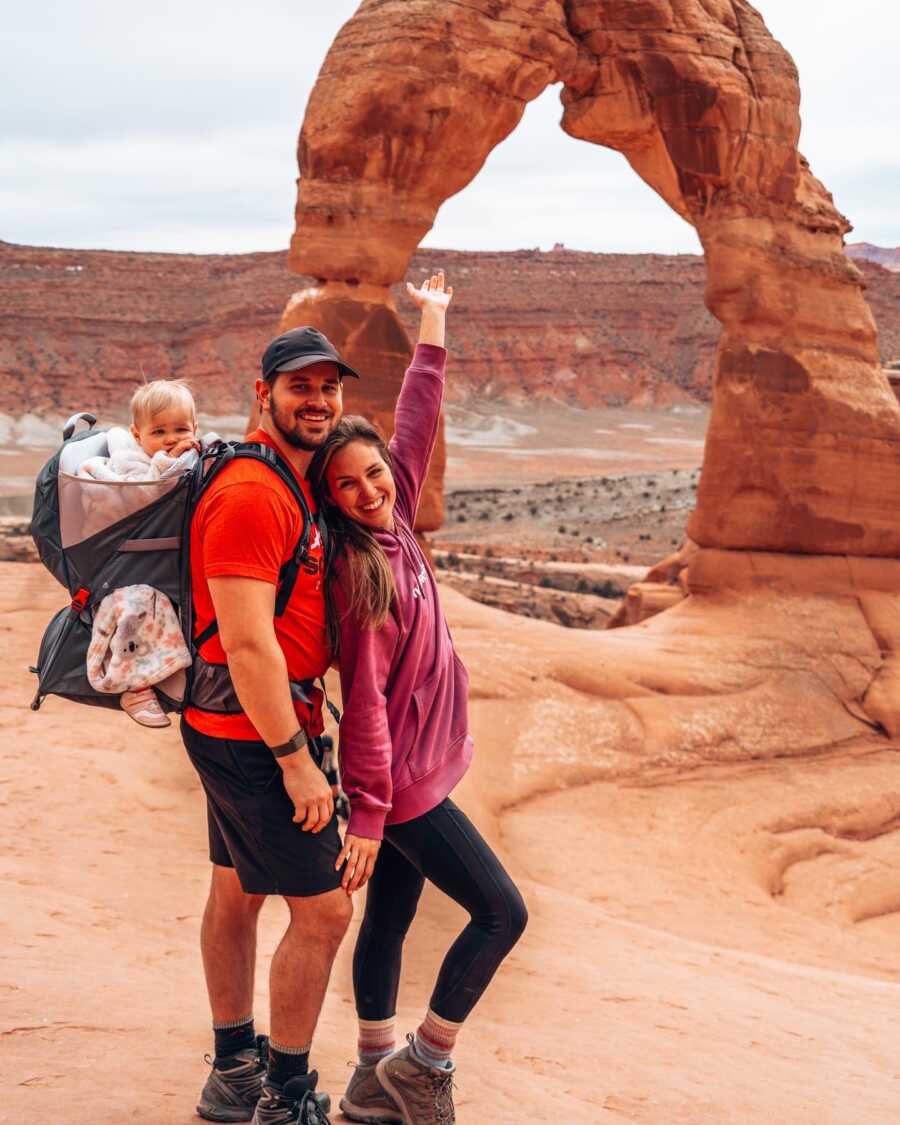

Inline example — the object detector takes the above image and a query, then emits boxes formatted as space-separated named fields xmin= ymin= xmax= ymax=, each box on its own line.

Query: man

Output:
xmin=181 ymin=326 xmax=359 ymax=1125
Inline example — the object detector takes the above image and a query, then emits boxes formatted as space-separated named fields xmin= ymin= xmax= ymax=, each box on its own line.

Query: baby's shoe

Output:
xmin=121 ymin=687 xmax=171 ymax=728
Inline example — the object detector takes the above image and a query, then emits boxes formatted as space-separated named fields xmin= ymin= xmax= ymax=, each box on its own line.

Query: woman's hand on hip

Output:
xmin=336 ymin=833 xmax=381 ymax=895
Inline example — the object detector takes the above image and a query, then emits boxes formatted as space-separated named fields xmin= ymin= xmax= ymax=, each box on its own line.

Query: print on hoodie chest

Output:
xmin=410 ymin=560 xmax=428 ymax=600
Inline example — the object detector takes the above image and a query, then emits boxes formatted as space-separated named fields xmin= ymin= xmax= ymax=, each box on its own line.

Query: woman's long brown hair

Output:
xmin=308 ymin=416 xmax=397 ymax=655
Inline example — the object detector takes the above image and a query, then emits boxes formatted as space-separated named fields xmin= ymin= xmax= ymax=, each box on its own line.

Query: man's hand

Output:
xmin=280 ymin=752 xmax=335 ymax=832
xmin=335 ymin=833 xmax=381 ymax=894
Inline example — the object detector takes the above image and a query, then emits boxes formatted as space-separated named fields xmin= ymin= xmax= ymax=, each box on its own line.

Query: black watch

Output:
xmin=269 ymin=729 xmax=307 ymax=759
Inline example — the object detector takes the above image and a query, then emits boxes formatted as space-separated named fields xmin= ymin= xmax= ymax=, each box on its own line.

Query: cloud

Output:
xmin=0 ymin=0 xmax=366 ymax=252
xmin=764 ymin=0 xmax=900 ymax=242
xmin=0 ymin=128 xmax=298 ymax=253
xmin=0 ymin=0 xmax=359 ymax=142
xmin=1 ymin=0 xmax=897 ymax=254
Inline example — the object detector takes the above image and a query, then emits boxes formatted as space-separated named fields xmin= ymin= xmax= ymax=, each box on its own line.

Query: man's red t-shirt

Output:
xmin=184 ymin=428 xmax=329 ymax=741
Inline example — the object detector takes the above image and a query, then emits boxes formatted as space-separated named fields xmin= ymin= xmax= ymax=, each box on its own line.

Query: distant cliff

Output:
xmin=847 ymin=242 xmax=900 ymax=272
xmin=1 ymin=240 xmax=897 ymax=417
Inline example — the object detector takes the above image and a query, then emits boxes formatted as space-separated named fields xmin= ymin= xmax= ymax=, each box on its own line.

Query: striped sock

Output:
xmin=358 ymin=1016 xmax=396 ymax=1067
xmin=413 ymin=1009 xmax=460 ymax=1070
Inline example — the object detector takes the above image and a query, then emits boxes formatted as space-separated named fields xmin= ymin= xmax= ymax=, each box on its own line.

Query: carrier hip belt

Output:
xmin=189 ymin=654 xmax=320 ymax=717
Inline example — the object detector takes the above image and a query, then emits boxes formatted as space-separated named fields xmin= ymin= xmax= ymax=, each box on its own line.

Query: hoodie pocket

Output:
xmin=405 ymin=658 xmax=466 ymax=782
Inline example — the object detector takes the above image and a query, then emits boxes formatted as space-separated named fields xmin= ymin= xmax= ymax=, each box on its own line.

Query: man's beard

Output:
xmin=269 ymin=389 xmax=335 ymax=451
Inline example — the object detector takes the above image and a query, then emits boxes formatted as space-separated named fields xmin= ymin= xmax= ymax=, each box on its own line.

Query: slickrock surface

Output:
xmin=291 ymin=0 xmax=900 ymax=556
xmin=7 ymin=562 xmax=900 ymax=1124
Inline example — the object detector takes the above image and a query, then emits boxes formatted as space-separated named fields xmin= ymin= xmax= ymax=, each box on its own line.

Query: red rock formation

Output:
xmin=291 ymin=2 xmax=578 ymax=287
xmin=289 ymin=0 xmax=900 ymax=557
xmin=286 ymin=0 xmax=586 ymax=528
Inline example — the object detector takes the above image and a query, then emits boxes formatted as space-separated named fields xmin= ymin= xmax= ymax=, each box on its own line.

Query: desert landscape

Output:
xmin=6 ymin=560 xmax=900 ymax=1123
xmin=5 ymin=0 xmax=900 ymax=1122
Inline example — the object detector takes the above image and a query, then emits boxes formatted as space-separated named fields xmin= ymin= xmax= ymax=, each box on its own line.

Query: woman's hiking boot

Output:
xmin=339 ymin=1062 xmax=402 ymax=1123
xmin=375 ymin=1037 xmax=456 ymax=1125
xmin=251 ymin=1072 xmax=331 ymax=1125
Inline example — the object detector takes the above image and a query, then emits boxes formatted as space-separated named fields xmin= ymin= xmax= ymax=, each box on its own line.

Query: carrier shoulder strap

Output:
xmin=193 ymin=441 xmax=326 ymax=652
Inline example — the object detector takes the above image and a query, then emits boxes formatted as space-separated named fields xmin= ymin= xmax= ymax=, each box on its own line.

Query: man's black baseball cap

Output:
xmin=261 ymin=326 xmax=361 ymax=382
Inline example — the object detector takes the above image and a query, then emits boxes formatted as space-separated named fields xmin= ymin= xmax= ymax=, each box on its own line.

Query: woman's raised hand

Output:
xmin=408 ymin=270 xmax=452 ymax=347
xmin=406 ymin=270 xmax=453 ymax=311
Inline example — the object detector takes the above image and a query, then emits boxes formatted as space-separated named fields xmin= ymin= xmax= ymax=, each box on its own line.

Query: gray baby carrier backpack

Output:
xmin=30 ymin=412 xmax=323 ymax=717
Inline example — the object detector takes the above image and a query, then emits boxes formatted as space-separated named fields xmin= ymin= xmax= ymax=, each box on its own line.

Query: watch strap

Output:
xmin=269 ymin=729 xmax=307 ymax=759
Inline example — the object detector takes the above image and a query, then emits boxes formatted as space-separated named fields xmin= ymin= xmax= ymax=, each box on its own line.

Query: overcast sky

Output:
xmin=1 ymin=0 xmax=896 ymax=257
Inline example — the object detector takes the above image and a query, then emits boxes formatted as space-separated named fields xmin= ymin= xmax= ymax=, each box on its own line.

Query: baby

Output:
xmin=79 ymin=378 xmax=201 ymax=481
xmin=81 ymin=379 xmax=205 ymax=727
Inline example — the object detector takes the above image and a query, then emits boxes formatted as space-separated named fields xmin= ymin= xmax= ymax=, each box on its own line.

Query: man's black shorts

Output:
xmin=181 ymin=718 xmax=343 ymax=897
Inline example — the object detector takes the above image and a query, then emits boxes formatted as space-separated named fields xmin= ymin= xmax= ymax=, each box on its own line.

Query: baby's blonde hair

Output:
xmin=131 ymin=379 xmax=197 ymax=428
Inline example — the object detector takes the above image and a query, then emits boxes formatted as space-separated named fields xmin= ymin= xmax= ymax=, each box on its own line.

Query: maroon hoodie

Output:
xmin=333 ymin=343 xmax=473 ymax=840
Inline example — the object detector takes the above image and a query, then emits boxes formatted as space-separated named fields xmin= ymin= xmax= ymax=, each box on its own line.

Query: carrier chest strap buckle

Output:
xmin=70 ymin=587 xmax=91 ymax=613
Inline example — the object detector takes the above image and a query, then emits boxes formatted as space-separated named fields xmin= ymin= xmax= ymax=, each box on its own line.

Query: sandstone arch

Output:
xmin=284 ymin=0 xmax=900 ymax=550
xmin=280 ymin=0 xmax=900 ymax=753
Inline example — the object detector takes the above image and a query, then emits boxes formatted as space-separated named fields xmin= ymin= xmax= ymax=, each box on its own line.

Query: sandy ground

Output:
xmin=444 ymin=403 xmax=708 ymax=489
xmin=5 ymin=562 xmax=900 ymax=1124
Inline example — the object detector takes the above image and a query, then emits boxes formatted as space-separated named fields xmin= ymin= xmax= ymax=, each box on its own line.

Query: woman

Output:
xmin=309 ymin=273 xmax=527 ymax=1125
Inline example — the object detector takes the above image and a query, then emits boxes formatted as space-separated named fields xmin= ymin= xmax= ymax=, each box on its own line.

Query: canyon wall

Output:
xmin=848 ymin=243 xmax=900 ymax=272
xmin=1 ymin=239 xmax=897 ymax=421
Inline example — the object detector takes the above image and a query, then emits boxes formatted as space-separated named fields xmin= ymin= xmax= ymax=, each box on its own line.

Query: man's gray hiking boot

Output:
xmin=197 ymin=1035 xmax=269 ymax=1122
xmin=251 ymin=1072 xmax=331 ymax=1125
xmin=375 ymin=1036 xmax=456 ymax=1125
xmin=197 ymin=1035 xmax=330 ymax=1123
xmin=339 ymin=1062 xmax=402 ymax=1123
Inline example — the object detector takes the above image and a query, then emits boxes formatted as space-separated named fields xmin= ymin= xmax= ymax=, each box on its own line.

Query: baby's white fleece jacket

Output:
xmin=77 ymin=427 xmax=214 ymax=481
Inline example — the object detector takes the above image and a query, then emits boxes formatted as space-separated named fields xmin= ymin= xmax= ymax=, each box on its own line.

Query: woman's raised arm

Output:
xmin=389 ymin=272 xmax=454 ymax=523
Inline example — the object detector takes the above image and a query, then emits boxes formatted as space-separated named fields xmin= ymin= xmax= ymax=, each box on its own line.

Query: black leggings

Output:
xmin=352 ymin=798 xmax=528 ymax=1024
